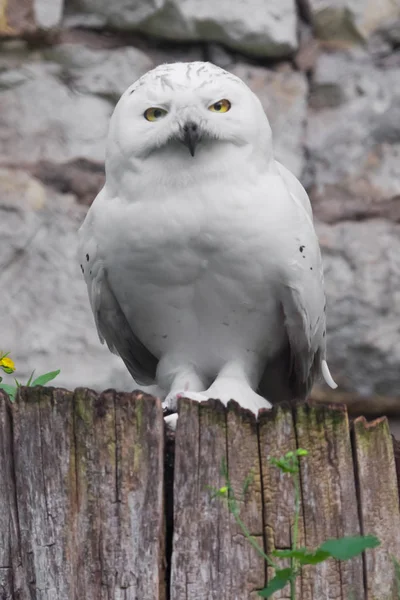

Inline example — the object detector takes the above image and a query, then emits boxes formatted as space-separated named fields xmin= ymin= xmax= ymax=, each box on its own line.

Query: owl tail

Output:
xmin=321 ymin=359 xmax=338 ymax=389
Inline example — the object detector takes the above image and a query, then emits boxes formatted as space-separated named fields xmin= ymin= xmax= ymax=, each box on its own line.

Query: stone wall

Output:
xmin=1 ymin=0 xmax=399 ymax=400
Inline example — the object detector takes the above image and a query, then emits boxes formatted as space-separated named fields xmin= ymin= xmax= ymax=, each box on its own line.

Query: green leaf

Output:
xmin=270 ymin=457 xmax=297 ymax=473
xmin=272 ymin=549 xmax=301 ymax=559
xmin=0 ymin=383 xmax=16 ymax=400
xmin=298 ymin=549 xmax=331 ymax=565
xmin=26 ymin=370 xmax=35 ymax=386
xmin=31 ymin=370 xmax=60 ymax=387
xmin=319 ymin=535 xmax=380 ymax=561
xmin=258 ymin=569 xmax=292 ymax=597
xmin=272 ymin=547 xmax=330 ymax=565
xmin=296 ymin=448 xmax=308 ymax=457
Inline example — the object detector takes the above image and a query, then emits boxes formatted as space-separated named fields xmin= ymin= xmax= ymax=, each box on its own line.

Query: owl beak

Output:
xmin=181 ymin=121 xmax=201 ymax=157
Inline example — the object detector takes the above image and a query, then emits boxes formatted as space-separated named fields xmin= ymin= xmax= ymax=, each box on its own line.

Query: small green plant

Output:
xmin=0 ymin=351 xmax=60 ymax=401
xmin=212 ymin=449 xmax=380 ymax=599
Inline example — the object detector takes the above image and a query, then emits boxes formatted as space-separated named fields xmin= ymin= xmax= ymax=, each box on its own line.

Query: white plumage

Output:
xmin=78 ymin=61 xmax=337 ymax=416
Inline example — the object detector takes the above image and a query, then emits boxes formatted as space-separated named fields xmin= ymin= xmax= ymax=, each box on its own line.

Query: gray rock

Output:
xmin=33 ymin=0 xmax=64 ymax=29
xmin=306 ymin=49 xmax=400 ymax=222
xmin=44 ymin=43 xmax=153 ymax=100
xmin=65 ymin=0 xmax=164 ymax=28
xmin=143 ymin=41 xmax=205 ymax=68
xmin=0 ymin=43 xmax=155 ymax=165
xmin=0 ymin=61 xmax=113 ymax=164
xmin=0 ymin=168 xmax=133 ymax=392
xmin=31 ymin=158 xmax=105 ymax=206
xmin=318 ymin=219 xmax=400 ymax=397
xmin=232 ymin=63 xmax=308 ymax=178
xmin=65 ymin=0 xmax=298 ymax=58
xmin=305 ymin=0 xmax=400 ymax=44
xmin=205 ymin=43 xmax=236 ymax=70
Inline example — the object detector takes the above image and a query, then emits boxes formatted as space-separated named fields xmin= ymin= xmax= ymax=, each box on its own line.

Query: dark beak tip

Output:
xmin=181 ymin=122 xmax=200 ymax=157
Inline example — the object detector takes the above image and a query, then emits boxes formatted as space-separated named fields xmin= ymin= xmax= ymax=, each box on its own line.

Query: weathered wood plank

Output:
xmin=258 ymin=404 xmax=303 ymax=599
xmin=115 ymin=391 xmax=165 ymax=600
xmin=225 ymin=402 xmax=265 ymax=598
xmin=295 ymin=403 xmax=364 ymax=600
xmin=394 ymin=437 xmax=400 ymax=506
xmin=170 ymin=398 xmax=229 ymax=600
xmin=171 ymin=399 xmax=265 ymax=599
xmin=1 ymin=387 xmax=165 ymax=600
xmin=72 ymin=388 xmax=165 ymax=600
xmin=11 ymin=386 xmax=74 ymax=600
xmin=0 ymin=391 xmax=29 ymax=599
xmin=354 ymin=416 xmax=400 ymax=600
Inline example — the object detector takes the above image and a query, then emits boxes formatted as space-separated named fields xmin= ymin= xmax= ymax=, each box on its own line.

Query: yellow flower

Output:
xmin=0 ymin=356 xmax=15 ymax=374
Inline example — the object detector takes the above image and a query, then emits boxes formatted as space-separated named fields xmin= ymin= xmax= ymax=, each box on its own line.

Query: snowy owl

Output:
xmin=78 ymin=61 xmax=337 ymax=417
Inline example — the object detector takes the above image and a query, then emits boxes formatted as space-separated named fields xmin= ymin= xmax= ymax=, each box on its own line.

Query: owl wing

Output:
xmin=259 ymin=167 xmax=336 ymax=402
xmin=78 ymin=192 xmax=158 ymax=385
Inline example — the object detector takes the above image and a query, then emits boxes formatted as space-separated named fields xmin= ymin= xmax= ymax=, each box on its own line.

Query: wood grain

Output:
xmin=295 ymin=403 xmax=364 ymax=600
xmin=1 ymin=389 xmax=400 ymax=599
xmin=354 ymin=416 xmax=400 ymax=599
xmin=0 ymin=387 xmax=164 ymax=600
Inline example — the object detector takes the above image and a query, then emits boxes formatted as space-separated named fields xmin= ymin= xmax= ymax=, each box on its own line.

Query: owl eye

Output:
xmin=144 ymin=107 xmax=168 ymax=121
xmin=208 ymin=99 xmax=231 ymax=113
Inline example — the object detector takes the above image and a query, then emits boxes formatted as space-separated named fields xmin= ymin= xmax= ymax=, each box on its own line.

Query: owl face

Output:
xmin=107 ymin=62 xmax=271 ymax=165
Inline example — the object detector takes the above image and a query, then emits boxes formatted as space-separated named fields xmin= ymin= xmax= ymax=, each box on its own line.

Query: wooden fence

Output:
xmin=0 ymin=387 xmax=399 ymax=599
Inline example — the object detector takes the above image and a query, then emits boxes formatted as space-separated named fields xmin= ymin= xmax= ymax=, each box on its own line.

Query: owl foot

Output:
xmin=162 ymin=389 xmax=210 ymax=413
xmin=162 ymin=384 xmax=271 ymax=417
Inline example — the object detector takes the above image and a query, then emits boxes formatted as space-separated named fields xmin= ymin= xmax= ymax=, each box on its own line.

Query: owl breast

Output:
xmin=101 ymin=177 xmax=291 ymax=374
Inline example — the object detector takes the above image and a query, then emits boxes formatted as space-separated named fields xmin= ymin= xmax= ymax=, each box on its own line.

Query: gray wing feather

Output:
xmin=258 ymin=342 xmax=321 ymax=403
xmin=280 ymin=284 xmax=325 ymax=400
xmin=276 ymin=161 xmax=313 ymax=222
xmin=90 ymin=265 xmax=158 ymax=385
xmin=259 ymin=169 xmax=327 ymax=402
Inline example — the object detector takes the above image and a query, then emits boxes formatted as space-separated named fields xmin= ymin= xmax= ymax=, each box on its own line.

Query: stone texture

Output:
xmin=305 ymin=0 xmax=400 ymax=45
xmin=0 ymin=61 xmax=112 ymax=163
xmin=0 ymin=168 xmax=133 ymax=391
xmin=1 ymin=0 xmax=35 ymax=36
xmin=317 ymin=218 xmax=400 ymax=397
xmin=43 ymin=42 xmax=153 ymax=100
xmin=232 ymin=63 xmax=308 ymax=177
xmin=65 ymin=0 xmax=298 ymax=58
xmin=0 ymin=43 xmax=152 ymax=165
xmin=306 ymin=49 xmax=400 ymax=223
xmin=1 ymin=0 xmax=63 ymax=35
xmin=31 ymin=158 xmax=105 ymax=205
xmin=33 ymin=0 xmax=64 ymax=29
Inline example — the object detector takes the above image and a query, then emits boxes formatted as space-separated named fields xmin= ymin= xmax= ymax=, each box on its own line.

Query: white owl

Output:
xmin=78 ymin=61 xmax=336 ymax=417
